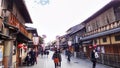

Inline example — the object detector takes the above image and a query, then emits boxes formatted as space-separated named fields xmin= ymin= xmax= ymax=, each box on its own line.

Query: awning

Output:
xmin=82 ymin=40 xmax=92 ymax=44
xmin=82 ymin=27 xmax=120 ymax=41
xmin=16 ymin=32 xmax=31 ymax=43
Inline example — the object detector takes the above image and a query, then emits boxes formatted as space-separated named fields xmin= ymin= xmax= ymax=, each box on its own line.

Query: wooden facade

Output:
xmin=64 ymin=1 xmax=120 ymax=67
xmin=81 ymin=1 xmax=120 ymax=67
xmin=0 ymin=0 xmax=33 ymax=68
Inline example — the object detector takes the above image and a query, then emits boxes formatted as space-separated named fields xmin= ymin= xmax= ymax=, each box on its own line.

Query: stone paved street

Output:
xmin=19 ymin=51 xmax=113 ymax=68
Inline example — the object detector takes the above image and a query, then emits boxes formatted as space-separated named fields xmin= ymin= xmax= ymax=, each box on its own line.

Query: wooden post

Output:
xmin=3 ymin=40 xmax=13 ymax=68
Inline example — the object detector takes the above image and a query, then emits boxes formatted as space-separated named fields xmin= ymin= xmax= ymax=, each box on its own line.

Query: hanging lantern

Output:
xmin=23 ymin=46 xmax=27 ymax=50
xmin=89 ymin=45 xmax=92 ymax=49
xmin=18 ymin=43 xmax=23 ymax=48
xmin=93 ymin=44 xmax=97 ymax=48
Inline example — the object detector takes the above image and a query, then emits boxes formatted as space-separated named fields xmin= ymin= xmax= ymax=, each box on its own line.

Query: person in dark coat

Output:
xmin=46 ymin=50 xmax=49 ymax=57
xmin=57 ymin=49 xmax=62 ymax=67
xmin=25 ymin=53 xmax=31 ymax=66
xmin=66 ymin=49 xmax=71 ymax=62
xmin=90 ymin=50 xmax=97 ymax=68
xmin=29 ymin=48 xmax=36 ymax=65
xmin=33 ymin=50 xmax=37 ymax=64
xmin=52 ymin=50 xmax=61 ymax=68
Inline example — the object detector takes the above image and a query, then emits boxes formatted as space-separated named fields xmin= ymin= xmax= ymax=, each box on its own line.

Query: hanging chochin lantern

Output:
xmin=93 ymin=44 xmax=97 ymax=48
xmin=18 ymin=43 xmax=23 ymax=48
xmin=23 ymin=46 xmax=27 ymax=50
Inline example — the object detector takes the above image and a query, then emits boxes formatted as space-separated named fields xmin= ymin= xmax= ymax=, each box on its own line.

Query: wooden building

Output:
xmin=0 ymin=0 xmax=33 ymax=68
xmin=66 ymin=24 xmax=85 ymax=57
xmin=81 ymin=1 xmax=120 ymax=67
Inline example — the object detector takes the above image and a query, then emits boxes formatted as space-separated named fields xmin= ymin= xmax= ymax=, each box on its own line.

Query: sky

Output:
xmin=25 ymin=0 xmax=111 ymax=43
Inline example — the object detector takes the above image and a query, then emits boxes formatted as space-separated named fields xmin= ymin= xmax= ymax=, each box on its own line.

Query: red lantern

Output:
xmin=89 ymin=45 xmax=92 ymax=48
xmin=18 ymin=44 xmax=23 ymax=48
xmin=93 ymin=44 xmax=97 ymax=48
xmin=23 ymin=46 xmax=27 ymax=50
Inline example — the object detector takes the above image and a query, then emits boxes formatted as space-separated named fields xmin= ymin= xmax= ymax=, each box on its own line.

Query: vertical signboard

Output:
xmin=33 ymin=37 xmax=39 ymax=45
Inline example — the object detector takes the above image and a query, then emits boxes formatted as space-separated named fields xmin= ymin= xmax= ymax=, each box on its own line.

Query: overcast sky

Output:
xmin=25 ymin=0 xmax=111 ymax=43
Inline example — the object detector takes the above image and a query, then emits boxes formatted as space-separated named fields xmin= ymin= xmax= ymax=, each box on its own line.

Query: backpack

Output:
xmin=95 ymin=52 xmax=99 ymax=58
xmin=53 ymin=53 xmax=59 ymax=63
xmin=54 ymin=58 xmax=59 ymax=63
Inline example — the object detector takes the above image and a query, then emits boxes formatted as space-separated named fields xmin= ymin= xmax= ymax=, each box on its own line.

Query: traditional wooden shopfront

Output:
xmin=81 ymin=1 xmax=120 ymax=67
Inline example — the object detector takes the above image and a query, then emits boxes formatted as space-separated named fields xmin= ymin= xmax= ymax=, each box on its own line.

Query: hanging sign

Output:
xmin=33 ymin=37 xmax=39 ymax=45
xmin=68 ymin=41 xmax=72 ymax=46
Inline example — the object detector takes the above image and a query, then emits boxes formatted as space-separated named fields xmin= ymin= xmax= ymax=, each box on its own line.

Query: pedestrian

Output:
xmin=41 ymin=50 xmax=44 ymax=57
xmin=66 ymin=49 xmax=71 ymax=62
xmin=25 ymin=53 xmax=31 ymax=66
xmin=44 ymin=50 xmax=47 ymax=55
xmin=46 ymin=50 xmax=49 ymax=57
xmin=57 ymin=49 xmax=62 ymax=67
xmin=52 ymin=50 xmax=61 ymax=68
xmin=33 ymin=49 xmax=37 ymax=64
xmin=29 ymin=48 xmax=36 ymax=65
xmin=90 ymin=49 xmax=99 ymax=68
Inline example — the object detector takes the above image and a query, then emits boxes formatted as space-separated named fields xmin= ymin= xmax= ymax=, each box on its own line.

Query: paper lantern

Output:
xmin=93 ymin=44 xmax=97 ymax=48
xmin=23 ymin=46 xmax=27 ymax=50
xmin=18 ymin=44 xmax=23 ymax=48
xmin=89 ymin=45 xmax=92 ymax=48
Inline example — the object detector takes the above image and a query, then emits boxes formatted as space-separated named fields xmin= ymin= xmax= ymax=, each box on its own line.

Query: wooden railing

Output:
xmin=97 ymin=53 xmax=120 ymax=68
xmin=8 ymin=13 xmax=29 ymax=38
xmin=84 ymin=21 xmax=120 ymax=37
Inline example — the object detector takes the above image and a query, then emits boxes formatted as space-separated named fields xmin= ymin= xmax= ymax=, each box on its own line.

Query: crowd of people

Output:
xmin=24 ymin=45 xmax=99 ymax=68
xmin=40 ymin=49 xmax=49 ymax=57
xmin=24 ymin=48 xmax=37 ymax=66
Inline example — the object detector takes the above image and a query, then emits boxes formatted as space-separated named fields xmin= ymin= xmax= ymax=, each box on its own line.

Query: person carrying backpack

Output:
xmin=90 ymin=49 xmax=99 ymax=68
xmin=52 ymin=50 xmax=61 ymax=68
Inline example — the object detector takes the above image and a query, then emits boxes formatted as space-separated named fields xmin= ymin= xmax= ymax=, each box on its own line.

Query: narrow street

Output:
xmin=19 ymin=51 xmax=113 ymax=68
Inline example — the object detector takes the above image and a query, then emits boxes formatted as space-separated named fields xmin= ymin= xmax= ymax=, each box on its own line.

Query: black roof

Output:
xmin=26 ymin=27 xmax=38 ymax=36
xmin=14 ymin=0 xmax=32 ymax=23
xmin=66 ymin=24 xmax=85 ymax=35
xmin=82 ymin=1 xmax=120 ymax=24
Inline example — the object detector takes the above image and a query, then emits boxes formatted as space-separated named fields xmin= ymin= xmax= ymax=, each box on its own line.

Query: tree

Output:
xmin=39 ymin=36 xmax=44 ymax=44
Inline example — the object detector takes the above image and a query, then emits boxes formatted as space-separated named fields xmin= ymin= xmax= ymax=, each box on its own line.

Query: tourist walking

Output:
xmin=52 ymin=50 xmax=61 ymax=68
xmin=90 ymin=49 xmax=99 ymax=68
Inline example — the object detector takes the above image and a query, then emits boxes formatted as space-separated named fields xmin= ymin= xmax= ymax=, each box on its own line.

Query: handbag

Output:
xmin=54 ymin=58 xmax=59 ymax=63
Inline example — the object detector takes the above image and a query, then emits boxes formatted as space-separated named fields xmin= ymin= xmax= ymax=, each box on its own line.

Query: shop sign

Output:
xmin=33 ymin=37 xmax=39 ymax=45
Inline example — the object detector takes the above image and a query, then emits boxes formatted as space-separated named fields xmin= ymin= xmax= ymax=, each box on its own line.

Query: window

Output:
xmin=88 ymin=26 xmax=91 ymax=32
xmin=103 ymin=37 xmax=107 ymax=42
xmin=13 ymin=45 xmax=16 ymax=55
xmin=94 ymin=39 xmax=97 ymax=44
xmin=115 ymin=35 xmax=120 ymax=41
